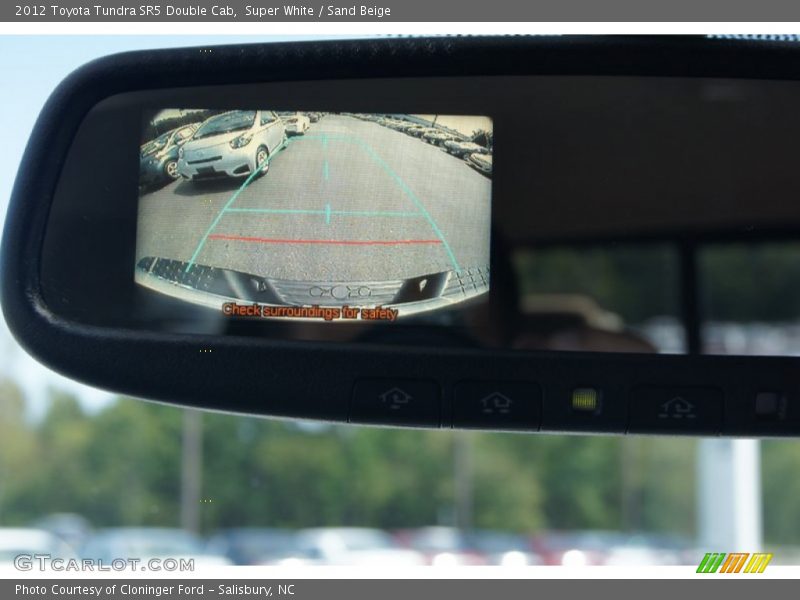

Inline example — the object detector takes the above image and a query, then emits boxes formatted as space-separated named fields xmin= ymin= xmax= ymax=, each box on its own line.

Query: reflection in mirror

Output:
xmin=512 ymin=244 xmax=683 ymax=354
xmin=700 ymin=242 xmax=800 ymax=356
xmin=509 ymin=239 xmax=800 ymax=357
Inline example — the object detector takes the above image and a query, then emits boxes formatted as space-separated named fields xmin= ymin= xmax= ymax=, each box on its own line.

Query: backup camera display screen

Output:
xmin=135 ymin=109 xmax=492 ymax=322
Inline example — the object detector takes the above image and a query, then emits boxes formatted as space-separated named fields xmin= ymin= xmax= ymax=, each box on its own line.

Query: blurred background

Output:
xmin=3 ymin=370 xmax=800 ymax=567
xmin=3 ymin=35 xmax=800 ymax=569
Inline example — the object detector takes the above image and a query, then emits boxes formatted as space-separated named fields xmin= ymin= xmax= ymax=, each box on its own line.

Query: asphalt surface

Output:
xmin=137 ymin=115 xmax=491 ymax=283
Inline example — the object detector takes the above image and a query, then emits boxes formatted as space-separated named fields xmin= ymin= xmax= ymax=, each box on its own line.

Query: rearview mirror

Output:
xmin=3 ymin=36 xmax=800 ymax=437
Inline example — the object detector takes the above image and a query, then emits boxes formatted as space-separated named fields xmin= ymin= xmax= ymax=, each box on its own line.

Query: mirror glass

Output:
xmin=45 ymin=75 xmax=800 ymax=357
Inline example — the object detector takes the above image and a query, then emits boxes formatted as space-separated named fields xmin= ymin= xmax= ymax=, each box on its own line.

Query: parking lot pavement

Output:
xmin=137 ymin=115 xmax=491 ymax=282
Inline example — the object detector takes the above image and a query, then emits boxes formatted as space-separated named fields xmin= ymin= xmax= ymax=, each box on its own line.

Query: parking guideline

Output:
xmin=352 ymin=137 xmax=461 ymax=272
xmin=183 ymin=132 xmax=461 ymax=273
xmin=224 ymin=208 xmax=422 ymax=218
xmin=184 ymin=137 xmax=290 ymax=273
xmin=291 ymin=133 xmax=462 ymax=271
xmin=322 ymin=134 xmax=331 ymax=182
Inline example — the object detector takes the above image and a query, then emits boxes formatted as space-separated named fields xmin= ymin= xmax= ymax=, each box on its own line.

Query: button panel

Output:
xmin=629 ymin=386 xmax=723 ymax=435
xmin=453 ymin=381 xmax=542 ymax=431
xmin=350 ymin=379 xmax=441 ymax=427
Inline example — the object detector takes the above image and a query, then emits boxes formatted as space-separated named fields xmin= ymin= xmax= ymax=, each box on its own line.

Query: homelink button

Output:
xmin=754 ymin=392 xmax=788 ymax=421
xmin=629 ymin=386 xmax=723 ymax=435
xmin=453 ymin=382 xmax=542 ymax=431
xmin=350 ymin=379 xmax=441 ymax=427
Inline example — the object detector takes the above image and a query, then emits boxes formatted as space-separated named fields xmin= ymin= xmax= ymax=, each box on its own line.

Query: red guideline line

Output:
xmin=207 ymin=234 xmax=443 ymax=246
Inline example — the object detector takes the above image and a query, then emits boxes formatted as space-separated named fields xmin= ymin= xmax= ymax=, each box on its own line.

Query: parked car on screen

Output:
xmin=391 ymin=121 xmax=418 ymax=132
xmin=407 ymin=126 xmax=436 ymax=138
xmin=378 ymin=117 xmax=403 ymax=128
xmin=443 ymin=140 xmax=490 ymax=158
xmin=81 ymin=527 xmax=232 ymax=567
xmin=423 ymin=130 xmax=458 ymax=146
xmin=139 ymin=123 xmax=199 ymax=190
xmin=385 ymin=119 xmax=408 ymax=130
xmin=284 ymin=114 xmax=311 ymax=135
xmin=293 ymin=527 xmax=425 ymax=565
xmin=177 ymin=110 xmax=285 ymax=181
xmin=467 ymin=152 xmax=493 ymax=176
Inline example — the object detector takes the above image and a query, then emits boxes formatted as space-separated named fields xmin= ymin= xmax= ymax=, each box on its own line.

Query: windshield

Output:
xmin=140 ymin=131 xmax=171 ymax=155
xmin=193 ymin=111 xmax=256 ymax=139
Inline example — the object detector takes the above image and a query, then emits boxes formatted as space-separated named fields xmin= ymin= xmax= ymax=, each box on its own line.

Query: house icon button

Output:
xmin=629 ymin=386 xmax=723 ymax=434
xmin=379 ymin=387 xmax=413 ymax=410
xmin=350 ymin=380 xmax=440 ymax=427
xmin=480 ymin=392 xmax=513 ymax=414
xmin=658 ymin=396 xmax=696 ymax=419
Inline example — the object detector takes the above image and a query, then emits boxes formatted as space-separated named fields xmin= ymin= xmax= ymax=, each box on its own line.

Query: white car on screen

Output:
xmin=284 ymin=114 xmax=311 ymax=135
xmin=467 ymin=152 xmax=493 ymax=176
xmin=177 ymin=110 xmax=286 ymax=181
xmin=443 ymin=140 xmax=490 ymax=158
